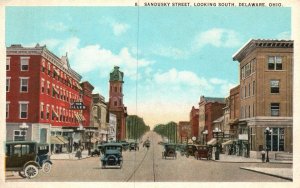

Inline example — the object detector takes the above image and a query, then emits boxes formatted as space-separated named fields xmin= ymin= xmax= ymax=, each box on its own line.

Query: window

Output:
xmin=271 ymin=103 xmax=280 ymax=116
xmin=41 ymin=60 xmax=45 ymax=72
xmin=46 ymin=105 xmax=50 ymax=119
xmin=6 ymin=102 xmax=10 ymax=119
xmin=20 ymin=57 xmax=29 ymax=71
xmin=241 ymin=67 xmax=245 ymax=79
xmin=14 ymin=130 xmax=27 ymax=141
xmin=41 ymin=79 xmax=45 ymax=93
xmin=120 ymin=86 xmax=122 ymax=93
xmin=253 ymin=103 xmax=255 ymax=117
xmin=245 ymin=63 xmax=251 ymax=77
xmin=114 ymin=101 xmax=117 ymax=106
xmin=114 ymin=86 xmax=117 ymax=92
xmin=40 ymin=103 xmax=44 ymax=119
xmin=266 ymin=128 xmax=285 ymax=151
xmin=19 ymin=102 xmax=28 ymax=119
xmin=6 ymin=78 xmax=10 ymax=92
xmin=268 ymin=56 xmax=282 ymax=70
xmin=252 ymin=81 xmax=255 ymax=95
xmin=6 ymin=57 xmax=11 ymax=71
xmin=20 ymin=78 xmax=29 ymax=92
xmin=244 ymin=86 xmax=246 ymax=98
xmin=47 ymin=63 xmax=51 ymax=75
xmin=248 ymin=83 xmax=251 ymax=96
xmin=248 ymin=105 xmax=251 ymax=117
xmin=47 ymin=82 xmax=50 ymax=95
xmin=270 ymin=80 xmax=280 ymax=93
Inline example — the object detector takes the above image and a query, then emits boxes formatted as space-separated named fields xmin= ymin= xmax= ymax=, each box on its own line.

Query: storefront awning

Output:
xmin=222 ymin=140 xmax=233 ymax=147
xmin=207 ymin=138 xmax=217 ymax=145
xmin=50 ymin=136 xmax=64 ymax=144
xmin=57 ymin=135 xmax=69 ymax=144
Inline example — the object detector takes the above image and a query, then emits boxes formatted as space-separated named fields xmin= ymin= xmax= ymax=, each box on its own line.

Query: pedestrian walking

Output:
xmin=75 ymin=149 xmax=82 ymax=160
xmin=261 ymin=149 xmax=266 ymax=162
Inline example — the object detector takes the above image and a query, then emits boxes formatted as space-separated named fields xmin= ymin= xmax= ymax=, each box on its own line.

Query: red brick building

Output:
xmin=108 ymin=66 xmax=127 ymax=141
xmin=198 ymin=96 xmax=226 ymax=142
xmin=6 ymin=44 xmax=86 ymax=150
xmin=189 ymin=106 xmax=199 ymax=138
xmin=228 ymin=85 xmax=240 ymax=139
xmin=178 ymin=121 xmax=191 ymax=143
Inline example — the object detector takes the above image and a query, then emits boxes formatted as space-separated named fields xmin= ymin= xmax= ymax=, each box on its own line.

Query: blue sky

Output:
xmin=6 ymin=6 xmax=291 ymax=127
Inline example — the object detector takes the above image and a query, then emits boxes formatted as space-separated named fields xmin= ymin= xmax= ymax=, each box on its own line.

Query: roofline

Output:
xmin=232 ymin=39 xmax=294 ymax=62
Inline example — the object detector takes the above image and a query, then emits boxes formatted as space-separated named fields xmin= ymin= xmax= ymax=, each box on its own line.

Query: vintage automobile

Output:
xmin=162 ymin=143 xmax=177 ymax=159
xmin=185 ymin=144 xmax=197 ymax=158
xmin=100 ymin=143 xmax=123 ymax=169
xmin=194 ymin=145 xmax=212 ymax=160
xmin=118 ymin=140 xmax=129 ymax=151
xmin=129 ymin=142 xmax=139 ymax=151
xmin=143 ymin=140 xmax=151 ymax=150
xmin=5 ymin=141 xmax=52 ymax=179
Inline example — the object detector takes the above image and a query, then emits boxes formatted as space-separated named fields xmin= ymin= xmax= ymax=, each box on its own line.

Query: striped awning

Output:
xmin=57 ymin=135 xmax=69 ymax=144
xmin=50 ymin=136 xmax=64 ymax=144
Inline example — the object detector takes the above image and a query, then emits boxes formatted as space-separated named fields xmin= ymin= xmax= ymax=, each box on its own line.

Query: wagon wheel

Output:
xmin=24 ymin=164 xmax=39 ymax=179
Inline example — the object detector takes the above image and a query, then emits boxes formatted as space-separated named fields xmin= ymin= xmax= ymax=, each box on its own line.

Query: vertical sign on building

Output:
xmin=109 ymin=113 xmax=117 ymax=141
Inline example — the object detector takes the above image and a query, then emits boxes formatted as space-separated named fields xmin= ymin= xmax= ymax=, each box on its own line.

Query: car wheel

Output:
xmin=18 ymin=170 xmax=26 ymax=178
xmin=24 ymin=164 xmax=39 ymax=179
xmin=42 ymin=162 xmax=52 ymax=173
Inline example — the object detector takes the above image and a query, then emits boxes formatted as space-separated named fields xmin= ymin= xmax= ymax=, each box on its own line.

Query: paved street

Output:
xmin=6 ymin=131 xmax=292 ymax=182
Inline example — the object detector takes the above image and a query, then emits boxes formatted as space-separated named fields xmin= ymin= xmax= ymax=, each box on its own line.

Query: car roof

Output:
xmin=102 ymin=143 xmax=123 ymax=147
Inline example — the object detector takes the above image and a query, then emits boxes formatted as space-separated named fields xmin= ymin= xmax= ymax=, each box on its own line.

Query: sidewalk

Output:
xmin=211 ymin=154 xmax=293 ymax=164
xmin=50 ymin=150 xmax=91 ymax=160
xmin=240 ymin=167 xmax=292 ymax=181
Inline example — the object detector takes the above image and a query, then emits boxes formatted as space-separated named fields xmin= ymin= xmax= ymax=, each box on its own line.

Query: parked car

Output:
xmin=5 ymin=141 xmax=52 ymax=179
xmin=194 ymin=145 xmax=212 ymax=160
xmin=185 ymin=144 xmax=197 ymax=158
xmin=118 ymin=140 xmax=129 ymax=151
xmin=100 ymin=143 xmax=123 ymax=169
xmin=162 ymin=143 xmax=177 ymax=159
xmin=129 ymin=142 xmax=139 ymax=151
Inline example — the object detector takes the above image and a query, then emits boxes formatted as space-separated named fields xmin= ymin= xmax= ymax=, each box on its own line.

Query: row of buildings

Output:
xmin=178 ymin=39 xmax=293 ymax=159
xmin=6 ymin=44 xmax=127 ymax=153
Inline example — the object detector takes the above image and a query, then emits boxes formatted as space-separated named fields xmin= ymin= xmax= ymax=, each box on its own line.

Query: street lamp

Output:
xmin=213 ymin=127 xmax=222 ymax=160
xmin=202 ymin=130 xmax=208 ymax=145
xmin=264 ymin=127 xmax=272 ymax=162
xmin=85 ymin=129 xmax=95 ymax=156
xmin=19 ymin=122 xmax=29 ymax=141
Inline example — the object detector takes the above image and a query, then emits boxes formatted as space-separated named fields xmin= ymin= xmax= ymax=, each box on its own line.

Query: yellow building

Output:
xmin=233 ymin=39 xmax=293 ymax=159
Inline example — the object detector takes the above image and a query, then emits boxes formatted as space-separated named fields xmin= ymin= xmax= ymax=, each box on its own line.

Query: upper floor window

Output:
xmin=40 ymin=103 xmax=44 ymax=119
xmin=47 ymin=82 xmax=50 ymax=95
xmin=19 ymin=102 xmax=29 ymax=119
xmin=253 ymin=80 xmax=255 ymax=95
xmin=47 ymin=63 xmax=51 ymax=75
xmin=41 ymin=60 xmax=45 ymax=72
xmin=270 ymin=80 xmax=280 ymax=94
xmin=6 ymin=102 xmax=10 ymax=119
xmin=6 ymin=77 xmax=10 ymax=92
xmin=20 ymin=57 xmax=29 ymax=71
xmin=41 ymin=79 xmax=45 ymax=93
xmin=6 ymin=57 xmax=11 ymax=71
xmin=271 ymin=103 xmax=280 ymax=116
xmin=20 ymin=77 xmax=29 ymax=92
xmin=114 ymin=86 xmax=117 ymax=92
xmin=268 ymin=56 xmax=282 ymax=70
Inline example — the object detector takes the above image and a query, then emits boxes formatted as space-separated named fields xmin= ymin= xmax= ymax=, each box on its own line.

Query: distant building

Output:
xmin=178 ymin=121 xmax=191 ymax=143
xmin=189 ymin=106 xmax=199 ymax=139
xmin=108 ymin=66 xmax=127 ymax=140
xmin=233 ymin=39 xmax=293 ymax=158
xmin=198 ymin=96 xmax=226 ymax=143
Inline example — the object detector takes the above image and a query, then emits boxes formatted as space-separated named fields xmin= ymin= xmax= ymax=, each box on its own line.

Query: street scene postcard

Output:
xmin=1 ymin=0 xmax=299 ymax=187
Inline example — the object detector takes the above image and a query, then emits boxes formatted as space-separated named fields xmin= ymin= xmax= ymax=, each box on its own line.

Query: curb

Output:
xmin=240 ymin=167 xmax=293 ymax=181
xmin=211 ymin=159 xmax=292 ymax=164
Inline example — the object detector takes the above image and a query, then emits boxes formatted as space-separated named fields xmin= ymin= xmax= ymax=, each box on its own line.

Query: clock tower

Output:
xmin=108 ymin=66 xmax=127 ymax=140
